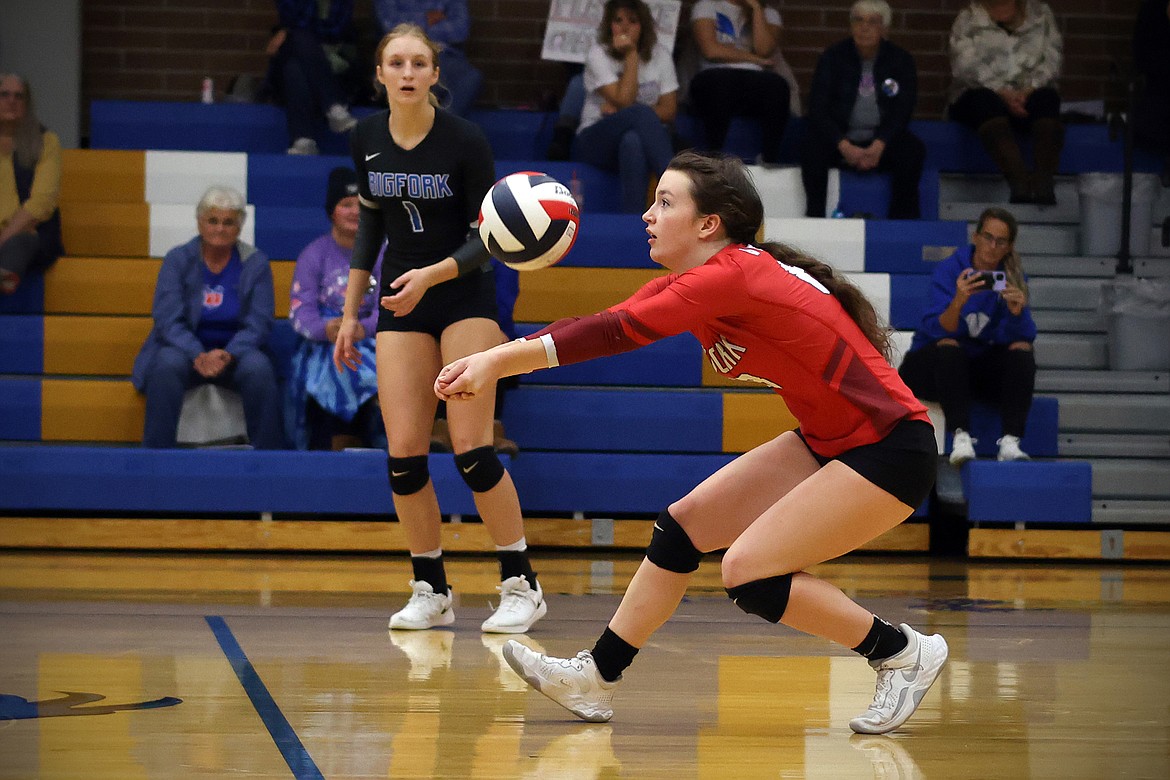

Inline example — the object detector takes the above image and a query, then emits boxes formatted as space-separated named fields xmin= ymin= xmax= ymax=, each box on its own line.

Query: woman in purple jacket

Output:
xmin=287 ymin=167 xmax=385 ymax=449
xmin=898 ymin=206 xmax=1037 ymax=465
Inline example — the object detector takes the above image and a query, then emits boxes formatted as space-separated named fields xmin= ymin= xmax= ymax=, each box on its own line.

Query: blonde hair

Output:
xmin=375 ymin=24 xmax=442 ymax=108
xmin=0 ymin=73 xmax=44 ymax=168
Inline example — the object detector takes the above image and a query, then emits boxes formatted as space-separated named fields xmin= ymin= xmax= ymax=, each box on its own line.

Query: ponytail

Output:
xmin=758 ymin=241 xmax=893 ymax=362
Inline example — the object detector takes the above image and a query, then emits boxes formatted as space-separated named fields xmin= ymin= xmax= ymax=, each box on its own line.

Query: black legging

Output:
xmin=898 ymin=341 xmax=1036 ymax=437
xmin=948 ymin=86 xmax=1061 ymax=130
xmin=800 ymin=130 xmax=925 ymax=219
xmin=689 ymin=68 xmax=791 ymax=163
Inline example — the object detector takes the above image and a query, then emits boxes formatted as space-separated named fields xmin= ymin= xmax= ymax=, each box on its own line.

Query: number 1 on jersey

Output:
xmin=402 ymin=201 xmax=423 ymax=233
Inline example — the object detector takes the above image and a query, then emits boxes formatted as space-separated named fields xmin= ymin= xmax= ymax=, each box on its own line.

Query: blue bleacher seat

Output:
xmin=942 ymin=396 xmax=1060 ymax=459
xmin=0 ymin=379 xmax=41 ymax=440
xmin=560 ymin=213 xmax=657 ymax=268
xmin=470 ymin=109 xmax=557 ymax=161
xmin=502 ymin=386 xmax=723 ymax=453
xmin=496 ymin=160 xmax=623 ymax=214
xmin=0 ymin=275 xmax=44 ymax=315
xmin=0 ymin=316 xmax=43 ymax=375
xmin=889 ymin=274 xmax=932 ymax=330
xmin=963 ymin=460 xmax=1092 ymax=523
xmin=254 ymin=206 xmax=331 ymax=261
xmin=247 ymin=153 xmax=352 ymax=208
xmin=864 ymin=221 xmax=968 ymax=275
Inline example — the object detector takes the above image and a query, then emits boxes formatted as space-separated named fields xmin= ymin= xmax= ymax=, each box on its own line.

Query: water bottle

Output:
xmin=201 ymin=77 xmax=214 ymax=104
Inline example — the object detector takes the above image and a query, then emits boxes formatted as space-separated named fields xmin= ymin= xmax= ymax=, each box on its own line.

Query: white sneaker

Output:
xmin=287 ymin=137 xmax=318 ymax=155
xmin=948 ymin=429 xmax=976 ymax=466
xmin=388 ymin=580 xmax=455 ymax=630
xmin=502 ymin=641 xmax=618 ymax=722
xmin=326 ymin=103 xmax=357 ymax=133
xmin=389 ymin=629 xmax=453 ymax=681
xmin=850 ymin=624 xmax=948 ymax=735
xmin=996 ymin=434 xmax=1030 ymax=462
xmin=481 ymin=575 xmax=547 ymax=634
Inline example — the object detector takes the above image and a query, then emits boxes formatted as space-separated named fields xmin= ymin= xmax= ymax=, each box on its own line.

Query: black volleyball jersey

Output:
xmin=351 ymin=109 xmax=495 ymax=282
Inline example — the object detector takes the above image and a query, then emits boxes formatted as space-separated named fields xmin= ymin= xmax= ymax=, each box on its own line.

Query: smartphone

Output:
xmin=975 ymin=270 xmax=1007 ymax=292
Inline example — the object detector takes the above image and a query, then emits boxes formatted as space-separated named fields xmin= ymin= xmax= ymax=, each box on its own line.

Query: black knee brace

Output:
xmin=645 ymin=509 xmax=703 ymax=573
xmin=726 ymin=574 xmax=794 ymax=623
xmin=454 ymin=445 xmax=505 ymax=492
xmin=388 ymin=455 xmax=429 ymax=495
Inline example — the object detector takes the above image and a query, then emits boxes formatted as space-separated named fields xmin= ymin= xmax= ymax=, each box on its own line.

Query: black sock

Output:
xmin=497 ymin=550 xmax=537 ymax=588
xmin=852 ymin=616 xmax=908 ymax=660
xmin=411 ymin=555 xmax=448 ymax=594
xmin=590 ymin=627 xmax=638 ymax=682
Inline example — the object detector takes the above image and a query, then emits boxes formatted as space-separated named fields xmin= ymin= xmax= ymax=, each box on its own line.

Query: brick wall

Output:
xmin=82 ymin=0 xmax=1143 ymax=125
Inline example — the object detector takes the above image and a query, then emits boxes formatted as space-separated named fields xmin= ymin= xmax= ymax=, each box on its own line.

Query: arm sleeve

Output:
xmin=153 ymin=249 xmax=205 ymax=360
xmin=807 ymin=48 xmax=845 ymax=143
xmin=948 ymin=11 xmax=983 ymax=89
xmin=350 ymin=204 xmax=384 ymax=272
xmin=450 ymin=125 xmax=495 ymax=275
xmin=289 ymin=240 xmax=328 ymax=341
xmin=1030 ymin=5 xmax=1063 ymax=88
xmin=225 ymin=251 xmax=275 ymax=355
xmin=531 ymin=264 xmax=740 ymax=367
xmin=24 ymin=132 xmax=61 ymax=222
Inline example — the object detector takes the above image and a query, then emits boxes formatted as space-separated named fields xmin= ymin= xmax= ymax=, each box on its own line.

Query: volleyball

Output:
xmin=479 ymin=171 xmax=579 ymax=271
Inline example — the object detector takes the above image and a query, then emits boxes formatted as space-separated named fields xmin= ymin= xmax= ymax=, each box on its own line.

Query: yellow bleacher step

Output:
xmin=41 ymin=378 xmax=143 ymax=443
xmin=44 ymin=258 xmax=295 ymax=318
xmin=722 ymin=392 xmax=799 ymax=453
xmin=43 ymin=316 xmax=151 ymax=376
xmin=60 ymin=202 xmax=150 ymax=257
xmin=515 ymin=267 xmax=664 ymax=322
xmin=59 ymin=149 xmax=145 ymax=204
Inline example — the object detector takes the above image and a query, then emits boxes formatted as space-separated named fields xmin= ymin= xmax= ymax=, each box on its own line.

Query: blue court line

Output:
xmin=205 ymin=615 xmax=324 ymax=780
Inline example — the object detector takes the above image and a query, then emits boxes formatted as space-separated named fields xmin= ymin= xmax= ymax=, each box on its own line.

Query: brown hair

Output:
xmin=374 ymin=24 xmax=442 ymax=108
xmin=665 ymin=150 xmax=893 ymax=361
xmin=976 ymin=206 xmax=1027 ymax=294
xmin=599 ymin=0 xmax=657 ymax=61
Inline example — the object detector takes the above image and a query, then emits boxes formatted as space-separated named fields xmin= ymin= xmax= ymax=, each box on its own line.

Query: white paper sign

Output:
xmin=541 ymin=0 xmax=681 ymax=64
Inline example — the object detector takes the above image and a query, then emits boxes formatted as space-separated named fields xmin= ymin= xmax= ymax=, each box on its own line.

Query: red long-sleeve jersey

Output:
xmin=529 ymin=243 xmax=929 ymax=457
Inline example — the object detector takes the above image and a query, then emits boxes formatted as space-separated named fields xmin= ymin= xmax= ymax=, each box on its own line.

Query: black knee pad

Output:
xmin=726 ymin=574 xmax=794 ymax=624
xmin=645 ymin=510 xmax=703 ymax=573
xmin=388 ymin=455 xmax=429 ymax=495
xmin=453 ymin=445 xmax=505 ymax=492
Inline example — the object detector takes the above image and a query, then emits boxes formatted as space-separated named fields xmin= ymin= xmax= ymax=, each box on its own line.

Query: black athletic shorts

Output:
xmin=376 ymin=266 xmax=499 ymax=338
xmin=796 ymin=418 xmax=937 ymax=509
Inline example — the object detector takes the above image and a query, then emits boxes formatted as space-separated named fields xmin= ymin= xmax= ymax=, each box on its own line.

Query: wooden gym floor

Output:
xmin=1 ymin=550 xmax=1168 ymax=779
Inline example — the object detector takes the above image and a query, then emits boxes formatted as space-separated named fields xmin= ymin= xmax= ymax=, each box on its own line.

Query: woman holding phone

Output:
xmin=898 ymin=206 xmax=1037 ymax=465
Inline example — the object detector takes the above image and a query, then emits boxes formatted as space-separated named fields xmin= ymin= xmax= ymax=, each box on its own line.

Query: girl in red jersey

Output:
xmin=435 ymin=151 xmax=947 ymax=735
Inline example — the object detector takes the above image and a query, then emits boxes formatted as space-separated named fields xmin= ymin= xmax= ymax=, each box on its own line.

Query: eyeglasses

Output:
xmin=202 ymin=216 xmax=240 ymax=228
xmin=0 ymin=90 xmax=27 ymax=100
xmin=977 ymin=230 xmax=1011 ymax=248
xmin=850 ymin=15 xmax=884 ymax=26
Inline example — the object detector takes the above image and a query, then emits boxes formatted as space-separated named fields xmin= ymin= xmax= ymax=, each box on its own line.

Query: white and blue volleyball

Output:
xmin=479 ymin=172 xmax=579 ymax=271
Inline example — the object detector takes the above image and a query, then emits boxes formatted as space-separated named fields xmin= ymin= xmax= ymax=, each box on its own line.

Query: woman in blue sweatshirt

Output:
xmin=899 ymin=206 xmax=1037 ymax=464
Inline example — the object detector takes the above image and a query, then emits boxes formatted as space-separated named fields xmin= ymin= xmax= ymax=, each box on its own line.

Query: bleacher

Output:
xmin=2 ymin=100 xmax=1166 ymax=560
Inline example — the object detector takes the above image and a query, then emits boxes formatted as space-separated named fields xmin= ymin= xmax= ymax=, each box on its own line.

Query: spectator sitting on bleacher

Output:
xmin=898 ymin=206 xmax=1037 ymax=465
xmin=372 ymin=0 xmax=482 ymax=118
xmin=265 ymin=0 xmax=360 ymax=155
xmin=689 ymin=0 xmax=790 ymax=164
xmin=572 ymin=0 xmax=678 ymax=214
xmin=132 ymin=186 xmax=285 ymax=450
xmin=800 ymin=0 xmax=924 ymax=219
xmin=947 ymin=0 xmax=1064 ymax=205
xmin=287 ymin=167 xmax=386 ymax=450
xmin=0 ymin=73 xmax=63 ymax=296
xmin=1133 ymin=0 xmax=1170 ymax=182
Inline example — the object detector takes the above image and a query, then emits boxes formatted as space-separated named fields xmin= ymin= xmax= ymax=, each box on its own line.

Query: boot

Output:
xmin=1030 ymin=118 xmax=1064 ymax=206
xmin=977 ymin=117 xmax=1032 ymax=203
xmin=493 ymin=420 xmax=519 ymax=458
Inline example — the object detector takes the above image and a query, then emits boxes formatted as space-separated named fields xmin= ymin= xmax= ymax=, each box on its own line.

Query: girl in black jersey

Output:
xmin=333 ymin=24 xmax=546 ymax=635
